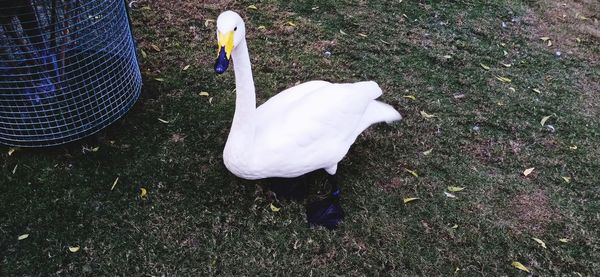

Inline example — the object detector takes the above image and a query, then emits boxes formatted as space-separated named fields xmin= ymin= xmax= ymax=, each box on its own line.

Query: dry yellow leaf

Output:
xmin=523 ymin=167 xmax=535 ymax=176
xmin=158 ymin=118 xmax=170 ymax=124
xmin=508 ymin=87 xmax=516 ymax=92
xmin=559 ymin=238 xmax=569 ymax=243
xmin=110 ymin=177 xmax=119 ymax=191
xmin=403 ymin=197 xmax=419 ymax=204
xmin=511 ymin=261 xmax=530 ymax=273
xmin=12 ymin=164 xmax=18 ymax=174
xmin=140 ymin=49 xmax=147 ymax=59
xmin=247 ymin=4 xmax=257 ymax=10
xmin=204 ymin=19 xmax=215 ymax=27
xmin=495 ymin=76 xmax=512 ymax=83
xmin=8 ymin=147 xmax=17 ymax=156
xmin=69 ymin=246 xmax=80 ymax=252
xmin=569 ymin=145 xmax=577 ymax=150
xmin=540 ymin=115 xmax=551 ymax=126
xmin=18 ymin=234 xmax=29 ymax=240
xmin=287 ymin=21 xmax=296 ymax=27
xmin=183 ymin=65 xmax=191 ymax=71
xmin=140 ymin=188 xmax=147 ymax=198
xmin=270 ymin=203 xmax=281 ymax=212
xmin=405 ymin=168 xmax=418 ymax=177
xmin=561 ymin=176 xmax=571 ymax=183
xmin=151 ymin=44 xmax=161 ymax=52
xmin=451 ymin=224 xmax=459 ymax=229
xmin=533 ymin=88 xmax=541 ymax=93
xmin=154 ymin=78 xmax=165 ymax=82
xmin=540 ymin=36 xmax=550 ymax=41
xmin=199 ymin=91 xmax=210 ymax=97
xmin=444 ymin=191 xmax=456 ymax=198
xmin=443 ymin=55 xmax=452 ymax=59
xmin=503 ymin=50 xmax=508 ymax=56
xmin=578 ymin=15 xmax=588 ymax=20
xmin=402 ymin=95 xmax=416 ymax=100
xmin=257 ymin=25 xmax=266 ymax=30
xmin=339 ymin=30 xmax=347 ymax=35
xmin=448 ymin=186 xmax=465 ymax=192
xmin=532 ymin=237 xmax=547 ymax=249
xmin=501 ymin=63 xmax=512 ymax=68
xmin=358 ymin=33 xmax=368 ymax=38
xmin=420 ymin=111 xmax=436 ymax=119
xmin=422 ymin=148 xmax=433 ymax=155
xmin=575 ymin=37 xmax=581 ymax=43
xmin=480 ymin=63 xmax=490 ymax=70
xmin=547 ymin=40 xmax=552 ymax=47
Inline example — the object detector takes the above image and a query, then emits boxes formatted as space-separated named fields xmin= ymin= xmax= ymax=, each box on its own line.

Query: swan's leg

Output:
xmin=306 ymin=172 xmax=344 ymax=229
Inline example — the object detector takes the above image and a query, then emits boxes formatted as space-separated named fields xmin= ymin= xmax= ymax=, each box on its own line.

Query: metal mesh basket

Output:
xmin=0 ymin=0 xmax=141 ymax=147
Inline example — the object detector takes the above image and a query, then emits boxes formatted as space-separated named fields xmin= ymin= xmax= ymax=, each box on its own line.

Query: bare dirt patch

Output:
xmin=524 ymin=0 xmax=600 ymax=63
xmin=507 ymin=189 xmax=559 ymax=235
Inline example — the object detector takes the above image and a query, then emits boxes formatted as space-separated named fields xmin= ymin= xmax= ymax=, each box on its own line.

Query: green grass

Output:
xmin=1 ymin=0 xmax=599 ymax=275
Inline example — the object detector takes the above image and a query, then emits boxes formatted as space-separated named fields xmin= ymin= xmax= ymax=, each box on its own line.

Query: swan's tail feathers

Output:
xmin=369 ymin=100 xmax=402 ymax=123
xmin=353 ymin=80 xmax=383 ymax=99
xmin=354 ymin=100 xmax=401 ymax=137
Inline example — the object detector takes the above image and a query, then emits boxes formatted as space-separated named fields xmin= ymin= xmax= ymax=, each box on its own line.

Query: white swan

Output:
xmin=215 ymin=11 xmax=402 ymax=182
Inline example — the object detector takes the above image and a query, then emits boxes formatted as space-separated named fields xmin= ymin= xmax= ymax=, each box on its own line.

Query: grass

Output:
xmin=1 ymin=0 xmax=599 ymax=275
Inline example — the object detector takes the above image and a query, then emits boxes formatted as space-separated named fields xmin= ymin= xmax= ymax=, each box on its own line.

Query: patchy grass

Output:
xmin=1 ymin=0 xmax=599 ymax=275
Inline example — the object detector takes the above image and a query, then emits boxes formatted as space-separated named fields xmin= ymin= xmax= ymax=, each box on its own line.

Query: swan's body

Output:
xmin=216 ymin=11 xmax=401 ymax=181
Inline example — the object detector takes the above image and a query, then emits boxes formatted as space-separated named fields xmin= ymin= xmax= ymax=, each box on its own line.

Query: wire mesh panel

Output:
xmin=0 ymin=0 xmax=141 ymax=147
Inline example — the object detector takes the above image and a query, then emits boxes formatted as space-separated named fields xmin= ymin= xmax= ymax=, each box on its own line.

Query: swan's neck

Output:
xmin=226 ymin=38 xmax=256 ymax=155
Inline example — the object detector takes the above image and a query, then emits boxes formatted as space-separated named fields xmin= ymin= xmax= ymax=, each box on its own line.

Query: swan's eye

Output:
xmin=234 ymin=27 xmax=238 ymax=31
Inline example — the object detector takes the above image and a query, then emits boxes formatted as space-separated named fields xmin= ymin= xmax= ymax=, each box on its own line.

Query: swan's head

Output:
xmin=214 ymin=11 xmax=245 ymax=74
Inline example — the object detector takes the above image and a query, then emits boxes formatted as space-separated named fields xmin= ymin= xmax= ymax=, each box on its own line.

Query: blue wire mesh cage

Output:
xmin=0 ymin=0 xmax=141 ymax=147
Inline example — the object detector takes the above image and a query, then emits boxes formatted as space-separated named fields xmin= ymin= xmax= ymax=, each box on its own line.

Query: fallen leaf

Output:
xmin=448 ymin=186 xmax=465 ymax=192
xmin=18 ymin=234 xmax=29 ymax=240
xmin=501 ymin=63 xmax=512 ymax=67
xmin=540 ymin=115 xmax=551 ymax=126
xmin=495 ymin=76 xmax=512 ymax=83
xmin=451 ymin=224 xmax=459 ymax=229
xmin=575 ymin=272 xmax=583 ymax=277
xmin=540 ymin=36 xmax=550 ymax=42
xmin=183 ymin=65 xmax=190 ymax=71
xmin=8 ymin=147 xmax=17 ymax=156
xmin=140 ymin=188 xmax=147 ymax=198
xmin=339 ymin=29 xmax=347 ymax=35
xmin=420 ymin=111 xmax=436 ymax=119
xmin=561 ymin=176 xmax=571 ymax=183
xmin=199 ymin=91 xmax=210 ymax=97
xmin=480 ymin=63 xmax=490 ymax=70
xmin=154 ymin=78 xmax=165 ymax=82
xmin=402 ymin=95 xmax=416 ymax=100
xmin=559 ymin=238 xmax=569 ymax=243
xmin=140 ymin=49 xmax=147 ymax=59
xmin=110 ymin=177 xmax=119 ymax=190
xmin=508 ymin=87 xmax=516 ymax=92
xmin=443 ymin=55 xmax=452 ymax=59
xmin=158 ymin=118 xmax=170 ymax=124
xmin=422 ymin=149 xmax=433 ymax=155
xmin=257 ymin=25 xmax=266 ymax=30
xmin=357 ymin=33 xmax=368 ymax=38
xmin=403 ymin=197 xmax=419 ymax=204
xmin=150 ymin=44 xmax=161 ymax=52
xmin=405 ymin=168 xmax=418 ymax=177
xmin=532 ymin=237 xmax=547 ymax=249
xmin=575 ymin=37 xmax=581 ymax=43
xmin=204 ymin=19 xmax=215 ymax=27
xmin=523 ymin=167 xmax=535 ymax=176
xmin=287 ymin=21 xmax=296 ymax=27
xmin=270 ymin=203 xmax=281 ymax=212
xmin=12 ymin=164 xmax=18 ymax=174
xmin=503 ymin=50 xmax=508 ymax=56
xmin=533 ymin=88 xmax=541 ymax=93
xmin=444 ymin=191 xmax=456 ymax=198
xmin=69 ymin=246 xmax=80 ymax=252
xmin=247 ymin=4 xmax=257 ymax=10
xmin=577 ymin=15 xmax=588 ymax=20
xmin=511 ymin=261 xmax=530 ymax=273
xmin=569 ymin=145 xmax=577 ymax=150
xmin=547 ymin=40 xmax=552 ymax=47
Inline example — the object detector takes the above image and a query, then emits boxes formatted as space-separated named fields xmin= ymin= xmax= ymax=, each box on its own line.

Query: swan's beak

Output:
xmin=215 ymin=31 xmax=234 ymax=74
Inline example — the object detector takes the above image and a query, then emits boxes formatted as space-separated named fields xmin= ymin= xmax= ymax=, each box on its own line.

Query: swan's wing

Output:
xmin=255 ymin=80 xmax=330 ymax=121
xmin=254 ymin=81 xmax=382 ymax=162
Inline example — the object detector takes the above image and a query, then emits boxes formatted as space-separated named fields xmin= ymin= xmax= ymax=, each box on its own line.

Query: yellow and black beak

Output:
xmin=214 ymin=31 xmax=234 ymax=74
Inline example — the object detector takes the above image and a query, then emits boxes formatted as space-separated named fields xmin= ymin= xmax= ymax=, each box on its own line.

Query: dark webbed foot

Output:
xmin=267 ymin=176 xmax=308 ymax=202
xmin=306 ymin=174 xmax=344 ymax=230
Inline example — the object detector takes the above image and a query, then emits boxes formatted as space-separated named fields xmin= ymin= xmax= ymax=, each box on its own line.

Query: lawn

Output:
xmin=1 ymin=0 xmax=599 ymax=275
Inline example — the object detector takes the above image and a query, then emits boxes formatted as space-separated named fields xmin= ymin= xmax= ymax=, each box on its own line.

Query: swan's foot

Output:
xmin=306 ymin=174 xmax=344 ymax=230
xmin=267 ymin=177 xmax=308 ymax=202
